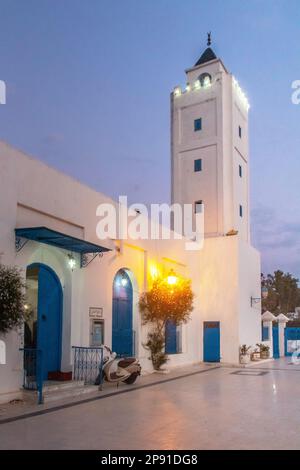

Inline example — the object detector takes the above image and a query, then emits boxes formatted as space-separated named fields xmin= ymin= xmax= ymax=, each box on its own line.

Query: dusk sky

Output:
xmin=0 ymin=0 xmax=299 ymax=278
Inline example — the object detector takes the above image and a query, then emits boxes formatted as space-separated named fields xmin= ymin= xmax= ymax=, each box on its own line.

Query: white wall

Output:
xmin=171 ymin=57 xmax=249 ymax=241
xmin=0 ymin=140 xmax=261 ymax=400
xmin=0 ymin=142 xmax=203 ymax=397
xmin=238 ymin=240 xmax=261 ymax=347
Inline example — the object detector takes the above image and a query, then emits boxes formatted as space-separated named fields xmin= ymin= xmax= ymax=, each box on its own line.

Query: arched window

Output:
xmin=198 ymin=72 xmax=212 ymax=87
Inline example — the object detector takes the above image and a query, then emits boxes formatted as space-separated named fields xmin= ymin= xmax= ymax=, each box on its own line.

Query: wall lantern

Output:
xmin=251 ymin=286 xmax=268 ymax=307
xmin=68 ymin=253 xmax=76 ymax=271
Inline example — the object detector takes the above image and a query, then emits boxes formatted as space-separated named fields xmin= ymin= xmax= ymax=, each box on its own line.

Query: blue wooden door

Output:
xmin=203 ymin=322 xmax=220 ymax=362
xmin=37 ymin=265 xmax=62 ymax=379
xmin=112 ymin=270 xmax=133 ymax=357
xmin=272 ymin=326 xmax=279 ymax=359
xmin=165 ymin=320 xmax=177 ymax=354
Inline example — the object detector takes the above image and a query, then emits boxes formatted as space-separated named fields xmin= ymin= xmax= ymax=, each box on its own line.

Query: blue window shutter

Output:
xmin=194 ymin=118 xmax=202 ymax=131
xmin=165 ymin=320 xmax=177 ymax=354
xmin=194 ymin=159 xmax=202 ymax=172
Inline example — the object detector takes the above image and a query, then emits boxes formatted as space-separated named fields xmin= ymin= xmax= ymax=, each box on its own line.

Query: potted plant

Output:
xmin=251 ymin=347 xmax=261 ymax=361
xmin=239 ymin=344 xmax=251 ymax=364
xmin=256 ymin=343 xmax=270 ymax=359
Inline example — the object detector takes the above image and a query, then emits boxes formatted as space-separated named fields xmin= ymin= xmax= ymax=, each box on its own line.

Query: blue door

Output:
xmin=273 ymin=326 xmax=279 ymax=359
xmin=37 ymin=264 xmax=62 ymax=379
xmin=203 ymin=322 xmax=220 ymax=362
xmin=285 ymin=327 xmax=300 ymax=356
xmin=165 ymin=320 xmax=177 ymax=354
xmin=112 ymin=270 xmax=133 ymax=357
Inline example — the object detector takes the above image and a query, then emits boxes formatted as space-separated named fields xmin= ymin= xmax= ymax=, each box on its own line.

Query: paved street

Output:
xmin=1 ymin=359 xmax=300 ymax=450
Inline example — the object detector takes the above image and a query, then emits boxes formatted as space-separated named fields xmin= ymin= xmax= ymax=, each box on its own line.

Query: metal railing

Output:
xmin=19 ymin=348 xmax=43 ymax=404
xmin=72 ymin=346 xmax=104 ymax=387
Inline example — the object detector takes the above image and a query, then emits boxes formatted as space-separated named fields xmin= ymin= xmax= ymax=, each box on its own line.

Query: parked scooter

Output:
xmin=95 ymin=345 xmax=141 ymax=388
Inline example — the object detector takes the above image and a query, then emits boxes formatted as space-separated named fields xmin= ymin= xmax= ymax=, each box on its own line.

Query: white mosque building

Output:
xmin=0 ymin=39 xmax=261 ymax=403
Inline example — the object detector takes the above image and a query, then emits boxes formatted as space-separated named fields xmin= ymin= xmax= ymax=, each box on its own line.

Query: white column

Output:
xmin=278 ymin=320 xmax=287 ymax=357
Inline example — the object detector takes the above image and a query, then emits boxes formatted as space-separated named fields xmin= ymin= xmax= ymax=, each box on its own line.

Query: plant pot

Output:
xmin=260 ymin=351 xmax=270 ymax=360
xmin=240 ymin=354 xmax=250 ymax=364
xmin=251 ymin=351 xmax=261 ymax=361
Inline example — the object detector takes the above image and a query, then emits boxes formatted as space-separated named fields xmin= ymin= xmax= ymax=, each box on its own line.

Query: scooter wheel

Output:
xmin=124 ymin=372 xmax=139 ymax=384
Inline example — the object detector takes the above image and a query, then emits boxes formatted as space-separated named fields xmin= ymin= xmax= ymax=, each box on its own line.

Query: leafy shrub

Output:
xmin=0 ymin=263 xmax=28 ymax=334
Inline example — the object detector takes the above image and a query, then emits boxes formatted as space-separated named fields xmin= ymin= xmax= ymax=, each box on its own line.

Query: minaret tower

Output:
xmin=171 ymin=34 xmax=250 ymax=241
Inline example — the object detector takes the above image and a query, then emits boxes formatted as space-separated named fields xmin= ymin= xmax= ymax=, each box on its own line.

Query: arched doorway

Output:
xmin=112 ymin=269 xmax=133 ymax=357
xmin=25 ymin=263 xmax=63 ymax=379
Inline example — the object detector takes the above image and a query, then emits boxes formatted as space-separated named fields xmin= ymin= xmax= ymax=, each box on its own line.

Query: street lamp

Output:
xmin=167 ymin=269 xmax=178 ymax=286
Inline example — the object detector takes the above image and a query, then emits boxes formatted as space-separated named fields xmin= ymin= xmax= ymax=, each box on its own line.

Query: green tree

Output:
xmin=139 ymin=275 xmax=194 ymax=370
xmin=0 ymin=263 xmax=28 ymax=334
xmin=262 ymin=270 xmax=300 ymax=315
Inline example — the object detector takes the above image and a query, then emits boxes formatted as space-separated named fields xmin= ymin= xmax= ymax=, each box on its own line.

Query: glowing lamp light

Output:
xmin=203 ymin=76 xmax=211 ymax=88
xmin=167 ymin=269 xmax=177 ymax=286
xmin=194 ymin=80 xmax=201 ymax=90
xmin=185 ymin=83 xmax=191 ymax=92
xmin=68 ymin=254 xmax=76 ymax=271
xmin=121 ymin=277 xmax=128 ymax=287
xmin=174 ymin=87 xmax=181 ymax=97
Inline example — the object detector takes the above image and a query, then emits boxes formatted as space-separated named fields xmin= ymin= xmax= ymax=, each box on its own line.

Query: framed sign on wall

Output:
xmin=89 ymin=307 xmax=103 ymax=319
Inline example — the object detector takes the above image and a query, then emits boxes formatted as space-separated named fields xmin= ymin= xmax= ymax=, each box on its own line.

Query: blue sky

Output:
xmin=0 ymin=0 xmax=299 ymax=277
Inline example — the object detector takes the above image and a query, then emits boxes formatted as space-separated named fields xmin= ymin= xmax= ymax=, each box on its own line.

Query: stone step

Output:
xmin=42 ymin=380 xmax=85 ymax=393
xmin=42 ymin=385 xmax=98 ymax=403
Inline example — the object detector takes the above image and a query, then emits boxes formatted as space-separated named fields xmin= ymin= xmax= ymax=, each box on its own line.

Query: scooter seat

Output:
xmin=118 ymin=357 xmax=136 ymax=368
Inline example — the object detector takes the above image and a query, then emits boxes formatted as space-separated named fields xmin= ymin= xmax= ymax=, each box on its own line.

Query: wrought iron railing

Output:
xmin=19 ymin=348 xmax=43 ymax=404
xmin=72 ymin=346 xmax=104 ymax=387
